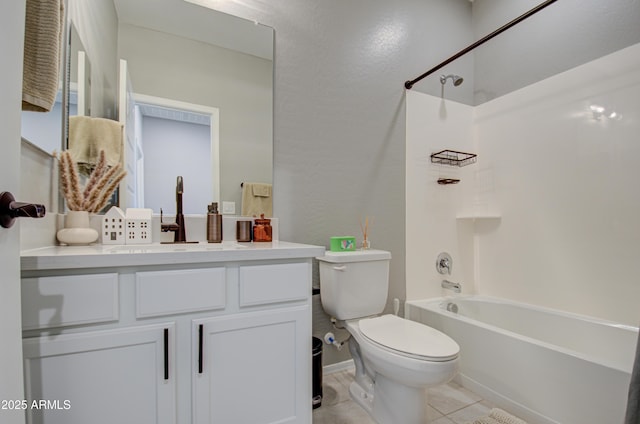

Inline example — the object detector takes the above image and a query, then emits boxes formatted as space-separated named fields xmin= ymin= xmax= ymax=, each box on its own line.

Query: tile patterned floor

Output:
xmin=312 ymin=367 xmax=496 ymax=424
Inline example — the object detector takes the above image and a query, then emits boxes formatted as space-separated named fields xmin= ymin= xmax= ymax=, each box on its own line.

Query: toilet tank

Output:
xmin=317 ymin=249 xmax=391 ymax=320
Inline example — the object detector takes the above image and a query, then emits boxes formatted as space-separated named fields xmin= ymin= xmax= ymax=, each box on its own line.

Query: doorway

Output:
xmin=132 ymin=94 xmax=220 ymax=215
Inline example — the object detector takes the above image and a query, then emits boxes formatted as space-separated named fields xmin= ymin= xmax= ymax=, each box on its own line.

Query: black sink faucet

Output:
xmin=160 ymin=176 xmax=187 ymax=243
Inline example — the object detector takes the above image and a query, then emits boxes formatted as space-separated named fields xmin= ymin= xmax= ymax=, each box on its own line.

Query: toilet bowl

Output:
xmin=317 ymin=250 xmax=460 ymax=424
xmin=346 ymin=315 xmax=459 ymax=424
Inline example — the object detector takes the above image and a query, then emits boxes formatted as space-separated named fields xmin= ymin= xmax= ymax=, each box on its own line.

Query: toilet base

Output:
xmin=347 ymin=335 xmax=441 ymax=424
xmin=349 ymin=380 xmax=374 ymax=416
xmin=349 ymin=374 xmax=431 ymax=424
xmin=371 ymin=373 xmax=430 ymax=424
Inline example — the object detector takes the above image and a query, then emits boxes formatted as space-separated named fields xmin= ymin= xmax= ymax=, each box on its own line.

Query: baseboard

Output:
xmin=455 ymin=373 xmax=559 ymax=424
xmin=323 ymin=359 xmax=354 ymax=375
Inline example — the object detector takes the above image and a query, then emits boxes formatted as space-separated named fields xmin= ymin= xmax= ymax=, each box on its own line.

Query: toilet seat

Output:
xmin=358 ymin=315 xmax=459 ymax=362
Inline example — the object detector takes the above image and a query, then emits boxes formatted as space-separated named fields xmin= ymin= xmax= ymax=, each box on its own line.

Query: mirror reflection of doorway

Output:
xmin=130 ymin=94 xmax=220 ymax=215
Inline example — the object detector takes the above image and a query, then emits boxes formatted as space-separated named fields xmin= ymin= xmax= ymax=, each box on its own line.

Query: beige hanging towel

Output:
xmin=68 ymin=116 xmax=124 ymax=175
xmin=241 ymin=182 xmax=273 ymax=217
xmin=22 ymin=0 xmax=65 ymax=112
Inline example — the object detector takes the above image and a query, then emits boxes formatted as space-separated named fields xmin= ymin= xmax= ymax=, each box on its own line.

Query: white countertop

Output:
xmin=21 ymin=241 xmax=326 ymax=271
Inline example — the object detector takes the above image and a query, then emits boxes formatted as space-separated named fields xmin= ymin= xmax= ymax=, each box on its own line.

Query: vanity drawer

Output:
xmin=239 ymin=263 xmax=309 ymax=307
xmin=22 ymin=273 xmax=119 ymax=330
xmin=136 ymin=268 xmax=226 ymax=318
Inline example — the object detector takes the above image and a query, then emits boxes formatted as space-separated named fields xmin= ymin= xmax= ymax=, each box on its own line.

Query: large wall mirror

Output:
xmin=24 ymin=0 xmax=273 ymax=216
xmin=114 ymin=0 xmax=273 ymax=215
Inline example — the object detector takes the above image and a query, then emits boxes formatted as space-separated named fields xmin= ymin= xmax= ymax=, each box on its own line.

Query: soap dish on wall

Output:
xmin=430 ymin=150 xmax=477 ymax=167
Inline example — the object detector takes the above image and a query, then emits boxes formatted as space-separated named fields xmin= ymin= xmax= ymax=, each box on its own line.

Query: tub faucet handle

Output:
xmin=436 ymin=252 xmax=452 ymax=275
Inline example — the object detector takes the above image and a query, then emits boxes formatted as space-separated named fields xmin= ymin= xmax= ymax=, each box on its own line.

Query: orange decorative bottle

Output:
xmin=253 ymin=214 xmax=272 ymax=242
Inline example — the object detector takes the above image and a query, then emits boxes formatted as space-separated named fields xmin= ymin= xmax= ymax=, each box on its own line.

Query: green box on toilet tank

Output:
xmin=330 ymin=236 xmax=356 ymax=252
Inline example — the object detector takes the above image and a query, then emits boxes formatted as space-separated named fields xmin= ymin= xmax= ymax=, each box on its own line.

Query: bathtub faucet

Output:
xmin=441 ymin=279 xmax=461 ymax=293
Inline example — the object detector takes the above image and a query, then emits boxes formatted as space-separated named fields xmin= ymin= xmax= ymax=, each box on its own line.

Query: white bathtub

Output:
xmin=406 ymin=296 xmax=638 ymax=424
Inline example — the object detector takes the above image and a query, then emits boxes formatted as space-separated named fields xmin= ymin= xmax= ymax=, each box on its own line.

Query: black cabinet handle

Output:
xmin=0 ymin=191 xmax=45 ymax=228
xmin=164 ymin=328 xmax=169 ymax=380
xmin=198 ymin=324 xmax=204 ymax=374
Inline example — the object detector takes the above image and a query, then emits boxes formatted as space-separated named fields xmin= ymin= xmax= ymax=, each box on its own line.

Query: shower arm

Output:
xmin=404 ymin=0 xmax=558 ymax=90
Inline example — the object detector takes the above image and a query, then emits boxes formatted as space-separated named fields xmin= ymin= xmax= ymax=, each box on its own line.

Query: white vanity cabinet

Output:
xmin=20 ymin=242 xmax=323 ymax=424
xmin=22 ymin=323 xmax=175 ymax=424
xmin=193 ymin=262 xmax=311 ymax=424
xmin=193 ymin=306 xmax=308 ymax=424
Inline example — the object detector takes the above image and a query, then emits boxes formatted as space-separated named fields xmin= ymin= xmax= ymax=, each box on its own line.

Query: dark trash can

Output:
xmin=312 ymin=337 xmax=323 ymax=409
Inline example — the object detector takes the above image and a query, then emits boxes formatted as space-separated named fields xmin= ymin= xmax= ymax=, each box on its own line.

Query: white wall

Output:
xmin=405 ymin=91 xmax=477 ymax=300
xmin=406 ymin=42 xmax=640 ymax=326
xmin=474 ymin=42 xmax=640 ymax=326
xmin=141 ymin=116 xmax=212 ymax=215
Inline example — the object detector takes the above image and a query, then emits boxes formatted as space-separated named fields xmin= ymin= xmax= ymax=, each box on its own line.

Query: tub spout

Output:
xmin=442 ymin=279 xmax=461 ymax=293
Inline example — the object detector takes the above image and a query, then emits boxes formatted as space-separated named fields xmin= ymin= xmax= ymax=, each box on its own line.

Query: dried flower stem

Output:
xmin=58 ymin=151 xmax=83 ymax=210
xmin=93 ymin=169 xmax=126 ymax=212
xmin=57 ymin=149 xmax=126 ymax=213
xmin=82 ymin=150 xmax=107 ymax=200
xmin=82 ymin=164 xmax=121 ymax=212
xmin=56 ymin=151 xmax=73 ymax=209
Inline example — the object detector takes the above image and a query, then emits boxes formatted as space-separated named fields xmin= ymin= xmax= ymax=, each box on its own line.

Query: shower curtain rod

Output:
xmin=404 ymin=0 xmax=559 ymax=90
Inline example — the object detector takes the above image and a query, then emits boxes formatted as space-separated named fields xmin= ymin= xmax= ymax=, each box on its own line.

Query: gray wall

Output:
xmin=472 ymin=0 xmax=640 ymax=105
xmin=216 ymin=0 xmax=475 ymax=365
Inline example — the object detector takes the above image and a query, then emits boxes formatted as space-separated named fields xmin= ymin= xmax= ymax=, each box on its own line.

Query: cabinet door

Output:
xmin=23 ymin=323 xmax=176 ymax=424
xmin=193 ymin=306 xmax=310 ymax=424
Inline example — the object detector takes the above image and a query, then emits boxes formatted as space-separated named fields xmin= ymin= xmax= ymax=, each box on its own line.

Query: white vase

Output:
xmin=56 ymin=211 xmax=99 ymax=246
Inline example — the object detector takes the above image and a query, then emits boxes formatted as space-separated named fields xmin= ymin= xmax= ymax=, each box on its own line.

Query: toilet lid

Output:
xmin=358 ymin=315 xmax=459 ymax=361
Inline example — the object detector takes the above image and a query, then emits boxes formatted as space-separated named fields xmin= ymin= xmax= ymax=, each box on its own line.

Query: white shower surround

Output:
xmin=406 ymin=41 xmax=640 ymax=326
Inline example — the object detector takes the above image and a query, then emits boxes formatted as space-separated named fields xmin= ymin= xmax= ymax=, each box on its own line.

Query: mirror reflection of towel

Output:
xmin=69 ymin=116 xmax=124 ymax=175
xmin=22 ymin=0 xmax=65 ymax=112
xmin=241 ymin=182 xmax=272 ymax=217
xmin=251 ymin=183 xmax=271 ymax=197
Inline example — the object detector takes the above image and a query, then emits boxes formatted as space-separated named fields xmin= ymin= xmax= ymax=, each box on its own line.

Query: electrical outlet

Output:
xmin=222 ymin=201 xmax=236 ymax=215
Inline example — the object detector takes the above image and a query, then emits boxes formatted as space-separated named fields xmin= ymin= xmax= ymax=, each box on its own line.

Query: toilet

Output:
xmin=317 ymin=249 xmax=459 ymax=424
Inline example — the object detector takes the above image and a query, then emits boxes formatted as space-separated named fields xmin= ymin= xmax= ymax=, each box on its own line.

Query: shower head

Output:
xmin=440 ymin=74 xmax=464 ymax=87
